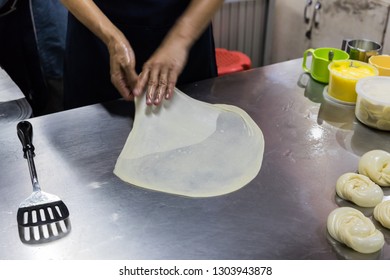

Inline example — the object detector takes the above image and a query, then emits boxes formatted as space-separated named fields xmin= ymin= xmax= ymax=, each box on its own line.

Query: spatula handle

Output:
xmin=17 ymin=121 xmax=35 ymax=158
xmin=17 ymin=121 xmax=40 ymax=191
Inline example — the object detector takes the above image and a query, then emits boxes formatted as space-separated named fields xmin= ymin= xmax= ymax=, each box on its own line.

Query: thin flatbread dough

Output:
xmin=114 ymin=88 xmax=264 ymax=197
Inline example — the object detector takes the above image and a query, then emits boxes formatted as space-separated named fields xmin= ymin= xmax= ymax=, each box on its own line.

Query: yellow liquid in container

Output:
xmin=328 ymin=60 xmax=378 ymax=103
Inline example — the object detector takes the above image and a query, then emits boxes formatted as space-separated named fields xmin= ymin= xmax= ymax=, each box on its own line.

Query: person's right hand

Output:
xmin=107 ymin=37 xmax=138 ymax=101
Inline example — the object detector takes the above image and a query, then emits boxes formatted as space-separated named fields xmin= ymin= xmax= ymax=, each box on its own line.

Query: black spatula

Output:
xmin=16 ymin=121 xmax=70 ymax=244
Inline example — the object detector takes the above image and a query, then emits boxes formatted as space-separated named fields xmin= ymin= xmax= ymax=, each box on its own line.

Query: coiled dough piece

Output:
xmin=358 ymin=150 xmax=390 ymax=187
xmin=374 ymin=200 xmax=390 ymax=229
xmin=327 ymin=207 xmax=384 ymax=254
xmin=336 ymin=173 xmax=383 ymax=207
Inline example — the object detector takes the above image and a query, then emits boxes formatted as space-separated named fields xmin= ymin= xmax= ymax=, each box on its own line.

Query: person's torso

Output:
xmin=94 ymin=0 xmax=191 ymax=26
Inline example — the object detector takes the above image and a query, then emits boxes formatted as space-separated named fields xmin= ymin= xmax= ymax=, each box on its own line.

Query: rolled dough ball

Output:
xmin=336 ymin=173 xmax=383 ymax=207
xmin=327 ymin=207 xmax=384 ymax=254
xmin=358 ymin=150 xmax=390 ymax=187
xmin=373 ymin=200 xmax=390 ymax=229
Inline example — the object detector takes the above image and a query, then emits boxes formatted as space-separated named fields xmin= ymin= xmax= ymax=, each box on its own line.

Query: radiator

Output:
xmin=212 ymin=0 xmax=268 ymax=67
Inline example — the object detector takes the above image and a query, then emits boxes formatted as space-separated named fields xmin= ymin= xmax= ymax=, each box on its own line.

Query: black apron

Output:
xmin=64 ymin=0 xmax=217 ymax=109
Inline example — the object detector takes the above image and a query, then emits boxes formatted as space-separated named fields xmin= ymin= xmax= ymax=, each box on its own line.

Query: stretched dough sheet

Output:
xmin=114 ymin=88 xmax=265 ymax=197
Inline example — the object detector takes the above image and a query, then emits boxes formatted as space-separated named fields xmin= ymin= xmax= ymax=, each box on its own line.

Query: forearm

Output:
xmin=161 ymin=0 xmax=224 ymax=51
xmin=60 ymin=0 xmax=124 ymax=46
xmin=61 ymin=0 xmax=138 ymax=101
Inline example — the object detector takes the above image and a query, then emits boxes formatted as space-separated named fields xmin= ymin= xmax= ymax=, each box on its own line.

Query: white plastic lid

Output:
xmin=356 ymin=76 xmax=390 ymax=105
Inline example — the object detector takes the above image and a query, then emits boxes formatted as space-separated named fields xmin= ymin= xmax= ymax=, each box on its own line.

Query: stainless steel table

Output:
xmin=1 ymin=58 xmax=389 ymax=260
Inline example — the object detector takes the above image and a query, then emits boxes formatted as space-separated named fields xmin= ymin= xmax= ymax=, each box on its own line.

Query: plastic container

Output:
xmin=327 ymin=60 xmax=378 ymax=105
xmin=369 ymin=55 xmax=390 ymax=76
xmin=355 ymin=76 xmax=390 ymax=131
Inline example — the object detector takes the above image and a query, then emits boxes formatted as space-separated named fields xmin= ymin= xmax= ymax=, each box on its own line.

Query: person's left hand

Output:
xmin=132 ymin=41 xmax=189 ymax=106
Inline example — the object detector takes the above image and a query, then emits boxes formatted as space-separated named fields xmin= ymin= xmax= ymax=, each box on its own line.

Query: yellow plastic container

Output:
xmin=369 ymin=55 xmax=390 ymax=76
xmin=327 ymin=60 xmax=378 ymax=104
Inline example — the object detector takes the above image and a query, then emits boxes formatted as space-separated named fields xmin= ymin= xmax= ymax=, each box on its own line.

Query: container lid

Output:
xmin=356 ymin=76 xmax=390 ymax=105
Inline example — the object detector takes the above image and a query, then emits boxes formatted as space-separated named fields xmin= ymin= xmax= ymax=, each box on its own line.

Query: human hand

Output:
xmin=107 ymin=38 xmax=138 ymax=101
xmin=132 ymin=41 xmax=189 ymax=106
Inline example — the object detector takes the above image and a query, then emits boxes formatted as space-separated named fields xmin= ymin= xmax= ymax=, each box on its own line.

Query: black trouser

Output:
xmin=0 ymin=0 xmax=48 ymax=115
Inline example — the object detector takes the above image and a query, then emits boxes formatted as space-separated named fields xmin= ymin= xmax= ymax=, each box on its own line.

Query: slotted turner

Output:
xmin=16 ymin=121 xmax=70 ymax=244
